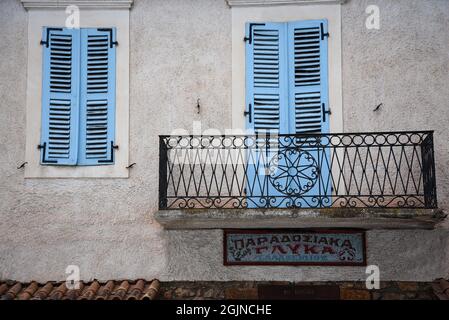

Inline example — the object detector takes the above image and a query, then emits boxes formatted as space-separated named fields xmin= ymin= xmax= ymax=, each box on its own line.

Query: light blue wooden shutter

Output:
xmin=78 ymin=28 xmax=116 ymax=165
xmin=40 ymin=27 xmax=80 ymax=165
xmin=245 ymin=23 xmax=288 ymax=135
xmin=245 ymin=23 xmax=289 ymax=208
xmin=287 ymin=20 xmax=329 ymax=134
xmin=287 ymin=20 xmax=331 ymax=207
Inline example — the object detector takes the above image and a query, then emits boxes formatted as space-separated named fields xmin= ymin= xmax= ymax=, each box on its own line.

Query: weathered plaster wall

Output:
xmin=0 ymin=0 xmax=448 ymax=282
xmin=342 ymin=0 xmax=449 ymax=211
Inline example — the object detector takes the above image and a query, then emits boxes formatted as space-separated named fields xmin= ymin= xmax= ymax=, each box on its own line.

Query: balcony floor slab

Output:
xmin=154 ymin=208 xmax=446 ymax=230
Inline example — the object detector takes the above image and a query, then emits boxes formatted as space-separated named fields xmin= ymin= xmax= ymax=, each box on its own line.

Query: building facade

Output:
xmin=0 ymin=0 xmax=448 ymax=288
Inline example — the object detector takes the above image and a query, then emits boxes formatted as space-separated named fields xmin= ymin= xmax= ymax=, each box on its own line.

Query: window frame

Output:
xmin=24 ymin=9 xmax=129 ymax=178
xmin=230 ymin=3 xmax=343 ymax=135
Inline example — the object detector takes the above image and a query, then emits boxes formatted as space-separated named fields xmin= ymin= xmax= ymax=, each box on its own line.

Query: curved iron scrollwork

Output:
xmin=268 ymin=149 xmax=319 ymax=196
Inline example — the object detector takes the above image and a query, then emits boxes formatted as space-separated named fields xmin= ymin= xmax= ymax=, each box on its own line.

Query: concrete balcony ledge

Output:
xmin=154 ymin=208 xmax=446 ymax=230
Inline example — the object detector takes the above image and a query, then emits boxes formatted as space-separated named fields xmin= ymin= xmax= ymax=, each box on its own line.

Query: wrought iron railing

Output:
xmin=159 ymin=131 xmax=437 ymax=209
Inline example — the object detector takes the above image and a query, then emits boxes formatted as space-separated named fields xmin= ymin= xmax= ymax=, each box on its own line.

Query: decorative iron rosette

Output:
xmin=268 ymin=149 xmax=319 ymax=195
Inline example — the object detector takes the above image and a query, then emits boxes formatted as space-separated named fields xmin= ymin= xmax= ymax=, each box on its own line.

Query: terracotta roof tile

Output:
xmin=95 ymin=280 xmax=114 ymax=300
xmin=0 ymin=283 xmax=8 ymax=296
xmin=17 ymin=281 xmax=38 ymax=300
xmin=62 ymin=283 xmax=84 ymax=300
xmin=127 ymin=279 xmax=145 ymax=300
xmin=79 ymin=280 xmax=100 ymax=300
xmin=142 ymin=280 xmax=160 ymax=300
xmin=110 ymin=281 xmax=130 ymax=300
xmin=2 ymin=282 xmax=22 ymax=300
xmin=49 ymin=283 xmax=67 ymax=300
xmin=432 ymin=278 xmax=449 ymax=300
xmin=0 ymin=280 xmax=160 ymax=301
xmin=31 ymin=282 xmax=53 ymax=300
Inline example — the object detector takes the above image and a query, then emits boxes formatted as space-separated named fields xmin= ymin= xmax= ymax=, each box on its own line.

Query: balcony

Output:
xmin=155 ymin=131 xmax=444 ymax=230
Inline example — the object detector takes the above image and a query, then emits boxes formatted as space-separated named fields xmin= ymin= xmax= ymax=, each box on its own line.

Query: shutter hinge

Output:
xmin=40 ymin=27 xmax=63 ymax=47
xmin=97 ymin=28 xmax=118 ymax=48
xmin=322 ymin=103 xmax=331 ymax=122
xmin=244 ymin=103 xmax=252 ymax=123
xmin=244 ymin=23 xmax=265 ymax=44
xmin=320 ymin=23 xmax=329 ymax=40
xmin=37 ymin=143 xmax=57 ymax=164
xmin=98 ymin=141 xmax=118 ymax=164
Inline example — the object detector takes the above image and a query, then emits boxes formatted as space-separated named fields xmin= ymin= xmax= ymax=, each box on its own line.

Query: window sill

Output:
xmin=154 ymin=208 xmax=446 ymax=230
xmin=226 ymin=0 xmax=346 ymax=6
xmin=24 ymin=163 xmax=129 ymax=178
xmin=21 ymin=0 xmax=134 ymax=10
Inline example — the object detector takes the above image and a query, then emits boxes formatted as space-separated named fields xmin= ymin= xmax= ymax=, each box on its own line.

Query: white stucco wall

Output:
xmin=0 ymin=0 xmax=448 ymax=282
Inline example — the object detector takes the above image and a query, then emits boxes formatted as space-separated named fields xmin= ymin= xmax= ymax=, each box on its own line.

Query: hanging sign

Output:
xmin=224 ymin=229 xmax=366 ymax=266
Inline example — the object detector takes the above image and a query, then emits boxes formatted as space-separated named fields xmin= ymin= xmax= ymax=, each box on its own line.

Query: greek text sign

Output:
xmin=224 ymin=229 xmax=366 ymax=266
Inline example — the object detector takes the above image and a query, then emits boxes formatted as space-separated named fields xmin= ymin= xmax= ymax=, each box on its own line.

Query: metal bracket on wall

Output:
xmin=126 ymin=163 xmax=136 ymax=169
xmin=244 ymin=103 xmax=252 ymax=123
xmin=17 ymin=162 xmax=27 ymax=169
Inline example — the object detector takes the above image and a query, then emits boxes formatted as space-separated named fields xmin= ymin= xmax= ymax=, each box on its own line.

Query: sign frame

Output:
xmin=223 ymin=229 xmax=367 ymax=267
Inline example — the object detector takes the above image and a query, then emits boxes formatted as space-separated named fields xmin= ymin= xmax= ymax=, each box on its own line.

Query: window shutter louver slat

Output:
xmin=78 ymin=28 xmax=116 ymax=165
xmin=246 ymin=23 xmax=289 ymax=135
xmin=287 ymin=20 xmax=329 ymax=135
xmin=40 ymin=27 xmax=80 ymax=165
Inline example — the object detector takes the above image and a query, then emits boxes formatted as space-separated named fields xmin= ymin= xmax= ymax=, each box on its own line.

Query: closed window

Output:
xmin=245 ymin=19 xmax=330 ymax=135
xmin=40 ymin=27 xmax=117 ymax=166
xmin=245 ymin=20 xmax=331 ymax=208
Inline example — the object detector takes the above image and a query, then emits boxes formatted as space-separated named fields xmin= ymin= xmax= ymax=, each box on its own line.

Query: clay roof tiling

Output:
xmin=0 ymin=279 xmax=160 ymax=300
